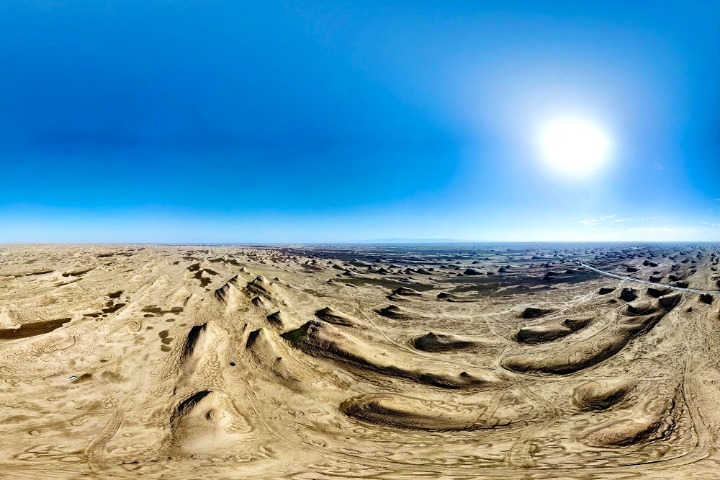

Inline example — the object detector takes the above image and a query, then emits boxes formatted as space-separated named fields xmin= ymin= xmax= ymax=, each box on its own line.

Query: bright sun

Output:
xmin=539 ymin=119 xmax=611 ymax=176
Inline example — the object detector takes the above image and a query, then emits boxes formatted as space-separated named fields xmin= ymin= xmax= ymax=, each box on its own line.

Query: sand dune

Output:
xmin=516 ymin=316 xmax=592 ymax=344
xmin=314 ymin=306 xmax=357 ymax=326
xmin=0 ymin=244 xmax=718 ymax=478
xmin=283 ymin=320 xmax=503 ymax=388
xmin=413 ymin=331 xmax=487 ymax=351
xmin=502 ymin=292 xmax=680 ymax=374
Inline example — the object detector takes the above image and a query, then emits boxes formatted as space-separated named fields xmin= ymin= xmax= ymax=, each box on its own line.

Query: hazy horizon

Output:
xmin=1 ymin=1 xmax=718 ymax=243
xmin=2 ymin=240 xmax=717 ymax=248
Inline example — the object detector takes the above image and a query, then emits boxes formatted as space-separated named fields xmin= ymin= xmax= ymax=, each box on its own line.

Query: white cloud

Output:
xmin=579 ymin=215 xmax=658 ymax=226
xmin=576 ymin=214 xmax=720 ymax=241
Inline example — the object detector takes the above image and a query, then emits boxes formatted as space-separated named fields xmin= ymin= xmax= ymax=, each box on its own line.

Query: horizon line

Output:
xmin=2 ymin=239 xmax=718 ymax=246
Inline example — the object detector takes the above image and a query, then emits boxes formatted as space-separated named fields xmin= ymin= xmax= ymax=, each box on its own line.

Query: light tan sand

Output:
xmin=0 ymin=243 xmax=719 ymax=479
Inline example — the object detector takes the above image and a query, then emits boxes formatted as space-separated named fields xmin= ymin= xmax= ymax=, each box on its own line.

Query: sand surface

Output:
xmin=0 ymin=243 xmax=719 ymax=479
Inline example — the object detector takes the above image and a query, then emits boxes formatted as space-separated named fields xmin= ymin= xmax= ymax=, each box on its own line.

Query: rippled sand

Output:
xmin=0 ymin=243 xmax=718 ymax=479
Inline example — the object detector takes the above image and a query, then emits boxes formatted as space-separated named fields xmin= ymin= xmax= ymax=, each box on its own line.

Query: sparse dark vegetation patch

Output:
xmin=142 ymin=306 xmax=183 ymax=315
xmin=0 ymin=318 xmax=71 ymax=340
xmin=62 ymin=268 xmax=93 ymax=277
xmin=339 ymin=277 xmax=435 ymax=292
xmin=102 ymin=303 xmax=126 ymax=314
xmin=22 ymin=270 xmax=54 ymax=277
xmin=193 ymin=270 xmax=211 ymax=287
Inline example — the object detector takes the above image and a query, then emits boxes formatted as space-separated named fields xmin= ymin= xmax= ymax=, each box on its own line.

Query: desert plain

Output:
xmin=0 ymin=243 xmax=719 ymax=479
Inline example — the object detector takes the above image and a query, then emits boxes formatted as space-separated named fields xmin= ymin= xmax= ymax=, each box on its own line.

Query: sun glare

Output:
xmin=539 ymin=119 xmax=611 ymax=177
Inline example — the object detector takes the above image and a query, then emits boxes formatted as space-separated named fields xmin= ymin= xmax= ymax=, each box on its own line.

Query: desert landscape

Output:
xmin=0 ymin=243 xmax=718 ymax=479
xmin=1 ymin=0 xmax=718 ymax=478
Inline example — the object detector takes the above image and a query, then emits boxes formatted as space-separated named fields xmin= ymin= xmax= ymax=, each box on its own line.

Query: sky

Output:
xmin=0 ymin=0 xmax=718 ymax=243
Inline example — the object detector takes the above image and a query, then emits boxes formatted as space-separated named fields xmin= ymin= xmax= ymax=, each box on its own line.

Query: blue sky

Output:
xmin=1 ymin=0 xmax=718 ymax=242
